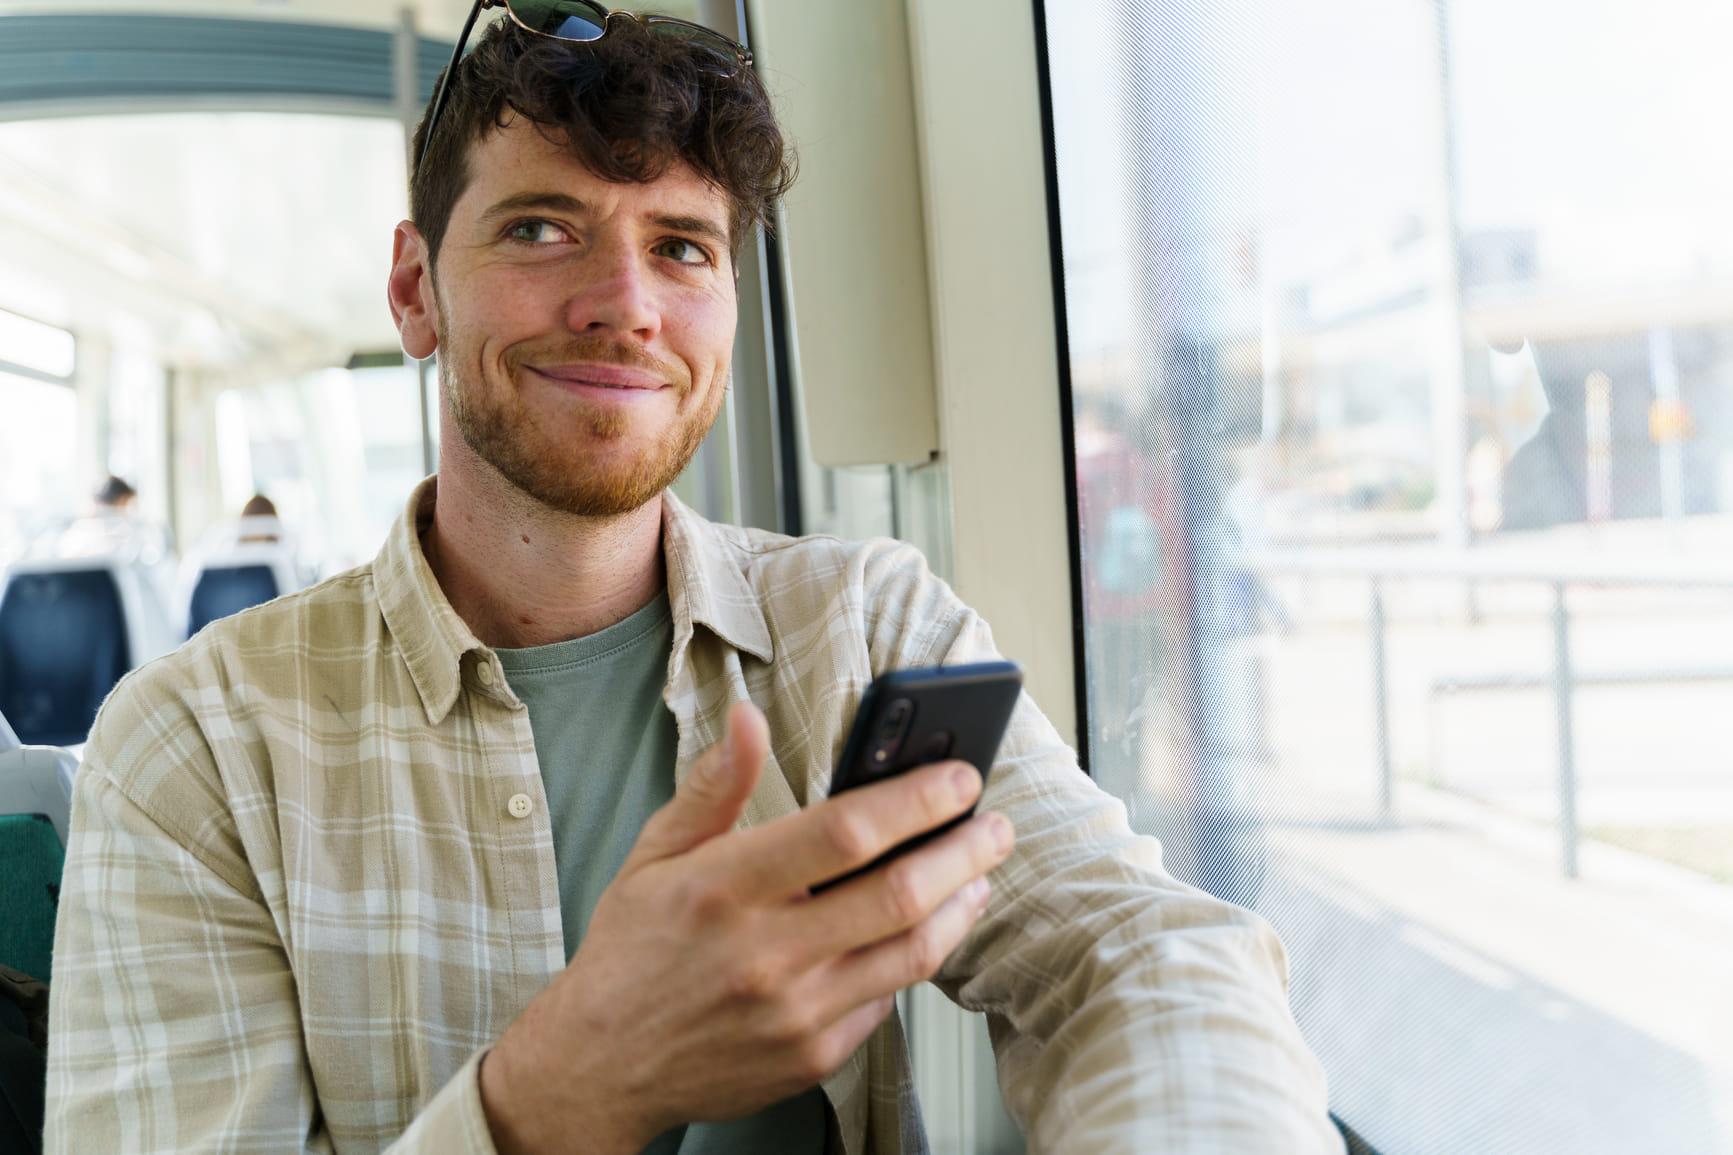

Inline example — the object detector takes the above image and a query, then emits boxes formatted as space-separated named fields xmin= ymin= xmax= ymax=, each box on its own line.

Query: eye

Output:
xmin=654 ymin=238 xmax=713 ymax=267
xmin=505 ymin=219 xmax=572 ymax=245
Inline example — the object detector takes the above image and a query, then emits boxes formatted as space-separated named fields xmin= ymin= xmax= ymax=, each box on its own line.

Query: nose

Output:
xmin=566 ymin=236 xmax=661 ymax=343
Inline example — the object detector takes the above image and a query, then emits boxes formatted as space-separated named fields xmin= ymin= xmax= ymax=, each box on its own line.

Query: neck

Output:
xmin=422 ymin=452 xmax=666 ymax=650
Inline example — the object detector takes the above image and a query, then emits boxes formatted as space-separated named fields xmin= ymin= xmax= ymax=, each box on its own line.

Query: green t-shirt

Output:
xmin=496 ymin=591 xmax=827 ymax=1155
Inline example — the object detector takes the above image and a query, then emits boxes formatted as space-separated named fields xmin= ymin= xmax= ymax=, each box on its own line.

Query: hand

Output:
xmin=479 ymin=700 xmax=1015 ymax=1155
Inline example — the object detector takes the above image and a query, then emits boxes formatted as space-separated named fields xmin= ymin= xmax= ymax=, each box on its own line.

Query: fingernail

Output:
xmin=989 ymin=813 xmax=1013 ymax=852
xmin=951 ymin=764 xmax=979 ymax=803
xmin=966 ymin=878 xmax=990 ymax=907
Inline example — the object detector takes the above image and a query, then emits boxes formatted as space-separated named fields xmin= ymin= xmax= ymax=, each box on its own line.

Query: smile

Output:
xmin=528 ymin=365 xmax=670 ymax=398
xmin=523 ymin=371 xmax=672 ymax=407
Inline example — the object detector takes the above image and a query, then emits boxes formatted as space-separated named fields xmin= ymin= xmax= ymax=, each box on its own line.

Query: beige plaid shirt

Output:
xmin=45 ymin=478 xmax=1340 ymax=1154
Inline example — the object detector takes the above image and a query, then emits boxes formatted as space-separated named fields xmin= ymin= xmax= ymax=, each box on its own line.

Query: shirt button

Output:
xmin=507 ymin=793 xmax=533 ymax=819
xmin=477 ymin=664 xmax=496 ymax=687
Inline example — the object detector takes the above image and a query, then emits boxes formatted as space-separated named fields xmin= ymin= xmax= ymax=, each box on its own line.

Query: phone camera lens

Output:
xmin=867 ymin=699 xmax=915 ymax=770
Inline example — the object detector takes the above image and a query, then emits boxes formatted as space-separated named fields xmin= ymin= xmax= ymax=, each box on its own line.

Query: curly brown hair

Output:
xmin=410 ymin=14 xmax=795 ymax=269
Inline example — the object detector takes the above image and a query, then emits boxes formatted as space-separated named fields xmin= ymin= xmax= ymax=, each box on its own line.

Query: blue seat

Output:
xmin=0 ymin=568 xmax=132 ymax=748
xmin=187 ymin=563 xmax=281 ymax=637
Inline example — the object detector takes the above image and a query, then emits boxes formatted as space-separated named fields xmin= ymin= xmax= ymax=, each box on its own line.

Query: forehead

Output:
xmin=455 ymin=113 xmax=731 ymax=228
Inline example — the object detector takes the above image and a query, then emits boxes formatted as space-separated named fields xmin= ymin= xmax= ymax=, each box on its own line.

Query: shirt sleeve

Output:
xmin=44 ymin=766 xmax=499 ymax=1155
xmin=863 ymin=543 xmax=1343 ymax=1154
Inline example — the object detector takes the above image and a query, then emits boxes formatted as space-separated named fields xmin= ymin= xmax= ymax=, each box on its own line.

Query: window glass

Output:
xmin=670 ymin=393 xmax=743 ymax=525
xmin=0 ymin=305 xmax=74 ymax=380
xmin=1 ymin=109 xmax=416 ymax=581
xmin=107 ymin=327 xmax=168 ymax=537
xmin=0 ymin=371 xmax=77 ymax=564
xmin=211 ymin=362 xmax=426 ymax=577
xmin=1043 ymin=2 xmax=1733 ymax=1151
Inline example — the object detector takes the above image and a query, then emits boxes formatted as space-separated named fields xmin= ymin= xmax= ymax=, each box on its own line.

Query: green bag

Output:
xmin=0 ymin=814 xmax=61 ymax=984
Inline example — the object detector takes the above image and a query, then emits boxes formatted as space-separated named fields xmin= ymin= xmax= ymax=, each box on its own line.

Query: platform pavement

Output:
xmin=1259 ymin=782 xmax=1733 ymax=1154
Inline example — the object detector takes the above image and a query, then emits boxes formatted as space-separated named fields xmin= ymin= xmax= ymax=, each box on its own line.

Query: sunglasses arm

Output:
xmin=415 ymin=0 xmax=499 ymax=175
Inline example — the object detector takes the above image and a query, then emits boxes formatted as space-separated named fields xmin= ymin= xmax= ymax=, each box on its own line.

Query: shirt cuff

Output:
xmin=389 ymin=1047 xmax=500 ymax=1155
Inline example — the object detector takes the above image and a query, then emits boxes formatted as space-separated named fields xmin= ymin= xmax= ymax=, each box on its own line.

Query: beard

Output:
xmin=438 ymin=299 xmax=722 ymax=518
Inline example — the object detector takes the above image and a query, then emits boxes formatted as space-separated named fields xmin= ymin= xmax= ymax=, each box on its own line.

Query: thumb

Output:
xmin=629 ymin=700 xmax=768 ymax=864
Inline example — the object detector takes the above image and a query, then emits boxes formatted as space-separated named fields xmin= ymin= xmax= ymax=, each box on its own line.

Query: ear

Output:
xmin=388 ymin=220 xmax=440 ymax=360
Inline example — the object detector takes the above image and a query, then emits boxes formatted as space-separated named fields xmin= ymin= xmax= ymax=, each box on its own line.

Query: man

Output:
xmin=45 ymin=10 xmax=1340 ymax=1154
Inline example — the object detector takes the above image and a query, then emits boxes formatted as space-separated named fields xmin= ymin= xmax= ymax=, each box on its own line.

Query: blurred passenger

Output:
xmin=45 ymin=12 xmax=1341 ymax=1155
xmin=50 ymin=475 xmax=172 ymax=570
xmin=92 ymin=475 xmax=136 ymax=513
xmin=49 ymin=476 xmax=137 ymax=558
xmin=235 ymin=493 xmax=282 ymax=543
xmin=172 ymin=493 xmax=306 ymax=639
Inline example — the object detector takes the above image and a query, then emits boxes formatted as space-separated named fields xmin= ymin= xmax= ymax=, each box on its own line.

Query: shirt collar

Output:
xmin=659 ymin=488 xmax=775 ymax=673
xmin=376 ymin=478 xmax=774 ymax=727
xmin=375 ymin=478 xmax=486 ymax=726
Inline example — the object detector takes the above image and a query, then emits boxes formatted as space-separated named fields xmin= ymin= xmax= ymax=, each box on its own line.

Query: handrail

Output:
xmin=1243 ymin=546 xmax=1733 ymax=590
xmin=1234 ymin=546 xmax=1733 ymax=879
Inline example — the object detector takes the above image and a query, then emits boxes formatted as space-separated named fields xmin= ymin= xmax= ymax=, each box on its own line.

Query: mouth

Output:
xmin=526 ymin=365 xmax=668 ymax=407
xmin=527 ymin=362 xmax=667 ymax=391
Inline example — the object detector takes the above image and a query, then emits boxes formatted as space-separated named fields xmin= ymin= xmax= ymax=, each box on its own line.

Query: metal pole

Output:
xmin=394 ymin=10 xmax=436 ymax=479
xmin=1552 ymin=581 xmax=1580 ymax=878
xmin=393 ymin=9 xmax=420 ymax=177
xmin=163 ymin=365 xmax=181 ymax=551
xmin=1649 ymin=326 xmax=1685 ymax=521
xmin=1115 ymin=0 xmax=1259 ymax=905
xmin=1428 ymin=0 xmax=1470 ymax=554
xmin=416 ymin=357 xmax=435 ymax=477
xmin=1371 ymin=578 xmax=1394 ymax=824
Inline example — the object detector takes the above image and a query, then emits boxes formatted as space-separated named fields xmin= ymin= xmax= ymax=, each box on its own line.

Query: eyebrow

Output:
xmin=650 ymin=213 xmax=732 ymax=250
xmin=478 ymin=191 xmax=590 ymax=225
xmin=478 ymin=191 xmax=731 ymax=249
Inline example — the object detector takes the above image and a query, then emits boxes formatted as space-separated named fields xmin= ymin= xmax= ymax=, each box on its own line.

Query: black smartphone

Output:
xmin=811 ymin=660 xmax=1023 ymax=893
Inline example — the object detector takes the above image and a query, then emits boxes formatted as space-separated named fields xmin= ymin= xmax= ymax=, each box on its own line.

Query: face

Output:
xmin=396 ymin=114 xmax=738 ymax=518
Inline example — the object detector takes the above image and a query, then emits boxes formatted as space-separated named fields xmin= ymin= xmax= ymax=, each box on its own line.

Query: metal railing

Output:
xmin=1247 ymin=547 xmax=1733 ymax=878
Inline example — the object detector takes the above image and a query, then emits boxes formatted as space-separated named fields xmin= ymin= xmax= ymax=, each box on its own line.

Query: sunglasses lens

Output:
xmin=507 ymin=0 xmax=607 ymax=40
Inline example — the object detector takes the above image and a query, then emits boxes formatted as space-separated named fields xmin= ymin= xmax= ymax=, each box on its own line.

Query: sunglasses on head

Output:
xmin=415 ymin=0 xmax=753 ymax=180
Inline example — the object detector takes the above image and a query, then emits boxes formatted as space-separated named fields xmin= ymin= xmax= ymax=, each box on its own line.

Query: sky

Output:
xmin=1044 ymin=0 xmax=1733 ymax=358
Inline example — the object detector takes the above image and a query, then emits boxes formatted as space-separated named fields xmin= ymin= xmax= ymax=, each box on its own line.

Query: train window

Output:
xmin=1042 ymin=1 xmax=1733 ymax=1152
xmin=0 ymin=306 xmax=77 ymax=563
xmin=210 ymin=362 xmax=429 ymax=576
xmin=0 ymin=108 xmax=429 ymax=571
xmin=106 ymin=335 xmax=170 ymax=534
xmin=0 ymin=370 xmax=77 ymax=564
xmin=0 ymin=307 xmax=73 ymax=381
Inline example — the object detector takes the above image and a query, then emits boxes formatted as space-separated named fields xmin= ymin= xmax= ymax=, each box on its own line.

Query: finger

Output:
xmin=800 ymin=994 xmax=897 ymax=1086
xmin=626 ymin=700 xmax=768 ymax=866
xmin=807 ymin=878 xmax=992 ymax=1026
xmin=722 ymin=760 xmax=986 ymax=901
xmin=779 ymin=810 xmax=1012 ymax=970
